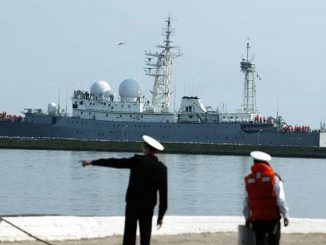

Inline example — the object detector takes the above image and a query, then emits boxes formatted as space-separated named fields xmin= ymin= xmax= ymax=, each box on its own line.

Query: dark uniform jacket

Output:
xmin=92 ymin=154 xmax=168 ymax=220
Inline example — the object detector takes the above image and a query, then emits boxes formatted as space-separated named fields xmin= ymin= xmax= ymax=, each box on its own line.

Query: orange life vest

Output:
xmin=245 ymin=162 xmax=280 ymax=220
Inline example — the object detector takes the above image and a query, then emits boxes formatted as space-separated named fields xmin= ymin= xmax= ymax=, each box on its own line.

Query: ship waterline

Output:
xmin=0 ymin=116 xmax=323 ymax=147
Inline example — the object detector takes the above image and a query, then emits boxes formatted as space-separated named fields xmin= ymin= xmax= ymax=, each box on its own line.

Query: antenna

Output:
xmin=144 ymin=16 xmax=183 ymax=113
xmin=276 ymin=77 xmax=279 ymax=118
xmin=65 ymin=89 xmax=68 ymax=116
xmin=57 ymin=89 xmax=61 ymax=115
xmin=246 ymin=40 xmax=250 ymax=60
xmin=240 ymin=40 xmax=258 ymax=114
xmin=173 ymin=84 xmax=176 ymax=112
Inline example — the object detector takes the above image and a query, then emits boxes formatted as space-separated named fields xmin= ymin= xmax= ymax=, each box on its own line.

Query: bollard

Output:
xmin=238 ymin=225 xmax=256 ymax=245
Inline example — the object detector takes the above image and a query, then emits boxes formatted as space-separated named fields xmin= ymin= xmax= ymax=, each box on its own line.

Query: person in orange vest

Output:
xmin=243 ymin=151 xmax=289 ymax=245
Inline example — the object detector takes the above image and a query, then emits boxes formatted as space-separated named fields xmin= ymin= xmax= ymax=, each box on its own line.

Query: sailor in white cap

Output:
xmin=243 ymin=151 xmax=289 ymax=245
xmin=81 ymin=135 xmax=167 ymax=245
xmin=142 ymin=134 xmax=165 ymax=151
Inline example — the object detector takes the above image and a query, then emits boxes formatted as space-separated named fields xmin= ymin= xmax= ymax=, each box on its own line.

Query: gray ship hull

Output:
xmin=0 ymin=114 xmax=321 ymax=147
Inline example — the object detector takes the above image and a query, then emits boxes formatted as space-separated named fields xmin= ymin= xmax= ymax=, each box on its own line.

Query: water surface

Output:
xmin=0 ymin=149 xmax=325 ymax=218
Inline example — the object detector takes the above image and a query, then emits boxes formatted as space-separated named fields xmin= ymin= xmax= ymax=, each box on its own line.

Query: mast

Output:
xmin=240 ymin=41 xmax=258 ymax=114
xmin=144 ymin=17 xmax=182 ymax=113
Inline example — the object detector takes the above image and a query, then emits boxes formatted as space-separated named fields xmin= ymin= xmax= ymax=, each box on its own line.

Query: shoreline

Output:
xmin=1 ymin=137 xmax=326 ymax=158
xmin=1 ymin=216 xmax=326 ymax=242
xmin=2 ymin=233 xmax=326 ymax=245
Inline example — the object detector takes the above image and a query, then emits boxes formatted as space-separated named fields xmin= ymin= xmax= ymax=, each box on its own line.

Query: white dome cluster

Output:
xmin=91 ymin=80 xmax=111 ymax=97
xmin=119 ymin=78 xmax=141 ymax=102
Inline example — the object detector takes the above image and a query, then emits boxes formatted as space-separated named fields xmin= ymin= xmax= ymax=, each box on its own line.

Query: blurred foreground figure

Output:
xmin=81 ymin=135 xmax=168 ymax=245
xmin=243 ymin=151 xmax=289 ymax=245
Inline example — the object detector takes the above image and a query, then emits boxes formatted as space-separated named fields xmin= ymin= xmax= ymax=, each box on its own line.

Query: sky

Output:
xmin=0 ymin=0 xmax=326 ymax=129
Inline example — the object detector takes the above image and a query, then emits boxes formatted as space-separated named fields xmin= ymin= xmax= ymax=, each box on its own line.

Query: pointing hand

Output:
xmin=80 ymin=160 xmax=92 ymax=167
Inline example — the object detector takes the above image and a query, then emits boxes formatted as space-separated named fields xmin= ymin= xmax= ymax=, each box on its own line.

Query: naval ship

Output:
xmin=0 ymin=17 xmax=325 ymax=147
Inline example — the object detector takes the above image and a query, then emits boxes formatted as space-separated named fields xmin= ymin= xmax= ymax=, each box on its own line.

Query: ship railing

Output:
xmin=0 ymin=112 xmax=23 ymax=122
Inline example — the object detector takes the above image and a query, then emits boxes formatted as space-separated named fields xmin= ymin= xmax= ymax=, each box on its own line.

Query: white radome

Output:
xmin=48 ymin=102 xmax=57 ymax=115
xmin=119 ymin=78 xmax=141 ymax=102
xmin=91 ymin=80 xmax=111 ymax=96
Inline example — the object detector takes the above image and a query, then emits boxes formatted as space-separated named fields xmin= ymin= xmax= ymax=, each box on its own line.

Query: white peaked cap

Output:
xmin=250 ymin=151 xmax=272 ymax=162
xmin=142 ymin=135 xmax=164 ymax=151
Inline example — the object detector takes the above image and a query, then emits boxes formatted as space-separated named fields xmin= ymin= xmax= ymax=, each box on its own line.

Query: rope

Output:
xmin=0 ymin=217 xmax=54 ymax=245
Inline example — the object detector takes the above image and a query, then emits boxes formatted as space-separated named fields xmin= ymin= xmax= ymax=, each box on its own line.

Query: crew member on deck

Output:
xmin=81 ymin=135 xmax=168 ymax=245
xmin=243 ymin=151 xmax=289 ymax=245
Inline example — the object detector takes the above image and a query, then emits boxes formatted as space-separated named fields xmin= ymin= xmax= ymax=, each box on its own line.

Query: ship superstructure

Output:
xmin=70 ymin=17 xmax=181 ymax=123
xmin=71 ymin=79 xmax=174 ymax=123
xmin=177 ymin=42 xmax=260 ymax=124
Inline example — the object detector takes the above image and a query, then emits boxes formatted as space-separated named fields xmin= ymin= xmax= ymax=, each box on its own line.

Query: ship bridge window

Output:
xmin=79 ymin=101 xmax=83 ymax=105
xmin=185 ymin=106 xmax=193 ymax=112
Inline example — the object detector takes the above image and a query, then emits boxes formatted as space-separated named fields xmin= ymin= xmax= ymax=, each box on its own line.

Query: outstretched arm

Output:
xmin=81 ymin=157 xmax=134 ymax=169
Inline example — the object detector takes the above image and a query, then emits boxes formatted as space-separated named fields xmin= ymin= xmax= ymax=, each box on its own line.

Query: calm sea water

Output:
xmin=0 ymin=149 xmax=325 ymax=218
